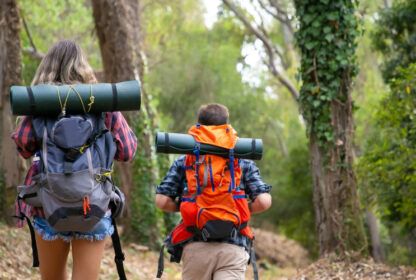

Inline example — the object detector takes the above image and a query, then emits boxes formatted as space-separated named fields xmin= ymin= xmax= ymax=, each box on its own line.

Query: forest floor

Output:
xmin=0 ymin=222 xmax=415 ymax=280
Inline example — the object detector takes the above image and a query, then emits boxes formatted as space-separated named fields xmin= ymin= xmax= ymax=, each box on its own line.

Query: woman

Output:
xmin=12 ymin=40 xmax=137 ymax=280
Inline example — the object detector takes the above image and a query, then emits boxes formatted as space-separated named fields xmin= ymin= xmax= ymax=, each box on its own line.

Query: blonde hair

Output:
xmin=31 ymin=40 xmax=97 ymax=86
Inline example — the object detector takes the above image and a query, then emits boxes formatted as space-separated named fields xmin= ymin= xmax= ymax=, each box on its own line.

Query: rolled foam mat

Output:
xmin=155 ymin=132 xmax=262 ymax=160
xmin=10 ymin=80 xmax=141 ymax=116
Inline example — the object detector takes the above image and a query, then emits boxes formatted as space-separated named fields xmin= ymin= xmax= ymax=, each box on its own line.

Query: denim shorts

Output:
xmin=33 ymin=216 xmax=114 ymax=242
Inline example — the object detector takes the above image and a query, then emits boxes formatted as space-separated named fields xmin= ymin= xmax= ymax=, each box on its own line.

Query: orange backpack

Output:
xmin=179 ymin=124 xmax=253 ymax=241
xmin=157 ymin=124 xmax=257 ymax=279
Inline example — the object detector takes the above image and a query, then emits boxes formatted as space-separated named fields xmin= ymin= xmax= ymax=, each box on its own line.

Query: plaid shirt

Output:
xmin=12 ymin=112 xmax=137 ymax=227
xmin=156 ymin=155 xmax=272 ymax=250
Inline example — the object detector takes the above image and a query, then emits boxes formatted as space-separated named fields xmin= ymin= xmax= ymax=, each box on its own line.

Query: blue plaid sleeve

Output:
xmin=156 ymin=155 xmax=186 ymax=199
xmin=240 ymin=159 xmax=272 ymax=201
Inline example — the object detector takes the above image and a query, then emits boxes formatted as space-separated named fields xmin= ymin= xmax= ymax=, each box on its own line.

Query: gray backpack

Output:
xmin=16 ymin=113 xmax=128 ymax=279
xmin=17 ymin=113 xmax=125 ymax=232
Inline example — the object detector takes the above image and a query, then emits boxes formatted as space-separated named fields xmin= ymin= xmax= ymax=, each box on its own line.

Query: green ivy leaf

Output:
xmin=325 ymin=34 xmax=334 ymax=42
xmin=327 ymin=12 xmax=338 ymax=21
xmin=305 ymin=41 xmax=316 ymax=50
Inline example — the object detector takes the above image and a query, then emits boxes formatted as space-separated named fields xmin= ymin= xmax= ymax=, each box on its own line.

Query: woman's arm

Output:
xmin=105 ymin=112 xmax=137 ymax=161
xmin=11 ymin=116 xmax=37 ymax=159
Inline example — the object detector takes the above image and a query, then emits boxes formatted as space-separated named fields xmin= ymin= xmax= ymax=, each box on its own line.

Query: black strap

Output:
xmin=21 ymin=192 xmax=37 ymax=199
xmin=165 ymin=133 xmax=169 ymax=148
xmin=111 ymin=218 xmax=127 ymax=280
xmin=26 ymin=87 xmax=36 ymax=115
xmin=111 ymin=84 xmax=118 ymax=111
xmin=64 ymin=161 xmax=73 ymax=175
xmin=62 ymin=127 xmax=109 ymax=175
xmin=238 ymin=222 xmax=247 ymax=231
xmin=15 ymin=197 xmax=39 ymax=267
xmin=25 ymin=215 xmax=40 ymax=267
xmin=250 ymin=240 xmax=258 ymax=280
xmin=156 ymin=244 xmax=165 ymax=278
xmin=251 ymin=139 xmax=256 ymax=157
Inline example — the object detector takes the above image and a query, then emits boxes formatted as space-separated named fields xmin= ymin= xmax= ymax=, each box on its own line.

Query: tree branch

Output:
xmin=21 ymin=14 xmax=44 ymax=60
xmin=258 ymin=0 xmax=290 ymax=28
xmin=22 ymin=47 xmax=44 ymax=61
xmin=266 ymin=0 xmax=295 ymax=35
xmin=222 ymin=0 xmax=299 ymax=101
xmin=383 ymin=0 xmax=392 ymax=8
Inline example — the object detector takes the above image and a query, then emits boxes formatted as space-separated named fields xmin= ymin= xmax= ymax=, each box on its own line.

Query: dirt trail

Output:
xmin=0 ymin=223 xmax=296 ymax=280
xmin=291 ymin=253 xmax=416 ymax=280
xmin=1 ymin=223 xmax=414 ymax=280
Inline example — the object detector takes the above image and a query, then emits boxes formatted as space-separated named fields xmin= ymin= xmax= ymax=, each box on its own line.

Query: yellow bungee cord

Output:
xmin=56 ymin=84 xmax=95 ymax=116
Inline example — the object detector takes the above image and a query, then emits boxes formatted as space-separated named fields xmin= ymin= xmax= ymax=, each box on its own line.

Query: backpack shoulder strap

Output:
xmin=14 ymin=196 xmax=39 ymax=267
xmin=249 ymin=238 xmax=259 ymax=280
xmin=110 ymin=217 xmax=126 ymax=280
xmin=156 ymin=243 xmax=166 ymax=278
xmin=189 ymin=154 xmax=208 ymax=200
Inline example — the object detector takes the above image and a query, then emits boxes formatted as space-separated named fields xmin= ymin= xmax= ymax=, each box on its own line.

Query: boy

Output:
xmin=156 ymin=103 xmax=271 ymax=280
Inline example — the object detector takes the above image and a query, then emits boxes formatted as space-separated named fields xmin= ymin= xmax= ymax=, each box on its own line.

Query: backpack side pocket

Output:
xmin=109 ymin=184 xmax=125 ymax=218
xmin=17 ymin=184 xmax=42 ymax=207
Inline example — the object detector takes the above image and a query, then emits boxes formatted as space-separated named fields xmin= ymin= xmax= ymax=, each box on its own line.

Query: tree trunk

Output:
xmin=294 ymin=0 xmax=367 ymax=256
xmin=310 ymin=72 xmax=367 ymax=256
xmin=366 ymin=208 xmax=384 ymax=263
xmin=91 ymin=0 xmax=160 ymax=246
xmin=0 ymin=0 xmax=24 ymax=223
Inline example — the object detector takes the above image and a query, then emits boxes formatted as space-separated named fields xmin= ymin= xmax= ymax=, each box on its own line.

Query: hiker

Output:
xmin=12 ymin=40 xmax=137 ymax=280
xmin=155 ymin=103 xmax=272 ymax=280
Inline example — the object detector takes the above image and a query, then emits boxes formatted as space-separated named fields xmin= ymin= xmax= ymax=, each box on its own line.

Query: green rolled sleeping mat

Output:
xmin=10 ymin=80 xmax=141 ymax=116
xmin=155 ymin=132 xmax=262 ymax=160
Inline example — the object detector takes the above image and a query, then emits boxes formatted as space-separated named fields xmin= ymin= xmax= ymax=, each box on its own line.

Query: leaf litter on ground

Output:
xmin=1 ymin=223 xmax=414 ymax=279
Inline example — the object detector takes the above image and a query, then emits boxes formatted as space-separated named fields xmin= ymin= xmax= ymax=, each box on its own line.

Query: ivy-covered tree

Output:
xmin=293 ymin=0 xmax=367 ymax=256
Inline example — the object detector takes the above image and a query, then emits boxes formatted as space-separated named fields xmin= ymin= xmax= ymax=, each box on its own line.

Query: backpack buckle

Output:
xmin=64 ymin=148 xmax=80 ymax=162
xmin=114 ymin=252 xmax=125 ymax=264
xmin=230 ymin=227 xmax=238 ymax=241
xmin=201 ymin=228 xmax=210 ymax=241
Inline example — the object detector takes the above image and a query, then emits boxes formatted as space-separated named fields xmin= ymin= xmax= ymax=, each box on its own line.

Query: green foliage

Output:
xmin=357 ymin=1 xmax=416 ymax=264
xmin=145 ymin=4 xmax=250 ymax=133
xmin=19 ymin=0 xmax=101 ymax=84
xmin=19 ymin=0 xmax=101 ymax=68
xmin=352 ymin=4 xmax=388 ymax=148
xmin=379 ymin=222 xmax=416 ymax=266
xmin=129 ymin=108 xmax=163 ymax=248
xmin=294 ymin=0 xmax=361 ymax=149
xmin=372 ymin=0 xmax=416 ymax=82
xmin=264 ymin=146 xmax=318 ymax=258
xmin=357 ymin=64 xmax=416 ymax=233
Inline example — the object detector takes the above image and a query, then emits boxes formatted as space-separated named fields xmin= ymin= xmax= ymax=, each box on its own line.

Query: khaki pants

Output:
xmin=182 ymin=242 xmax=250 ymax=280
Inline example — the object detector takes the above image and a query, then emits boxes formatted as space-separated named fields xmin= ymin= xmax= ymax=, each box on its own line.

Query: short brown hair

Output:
xmin=197 ymin=103 xmax=229 ymax=125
